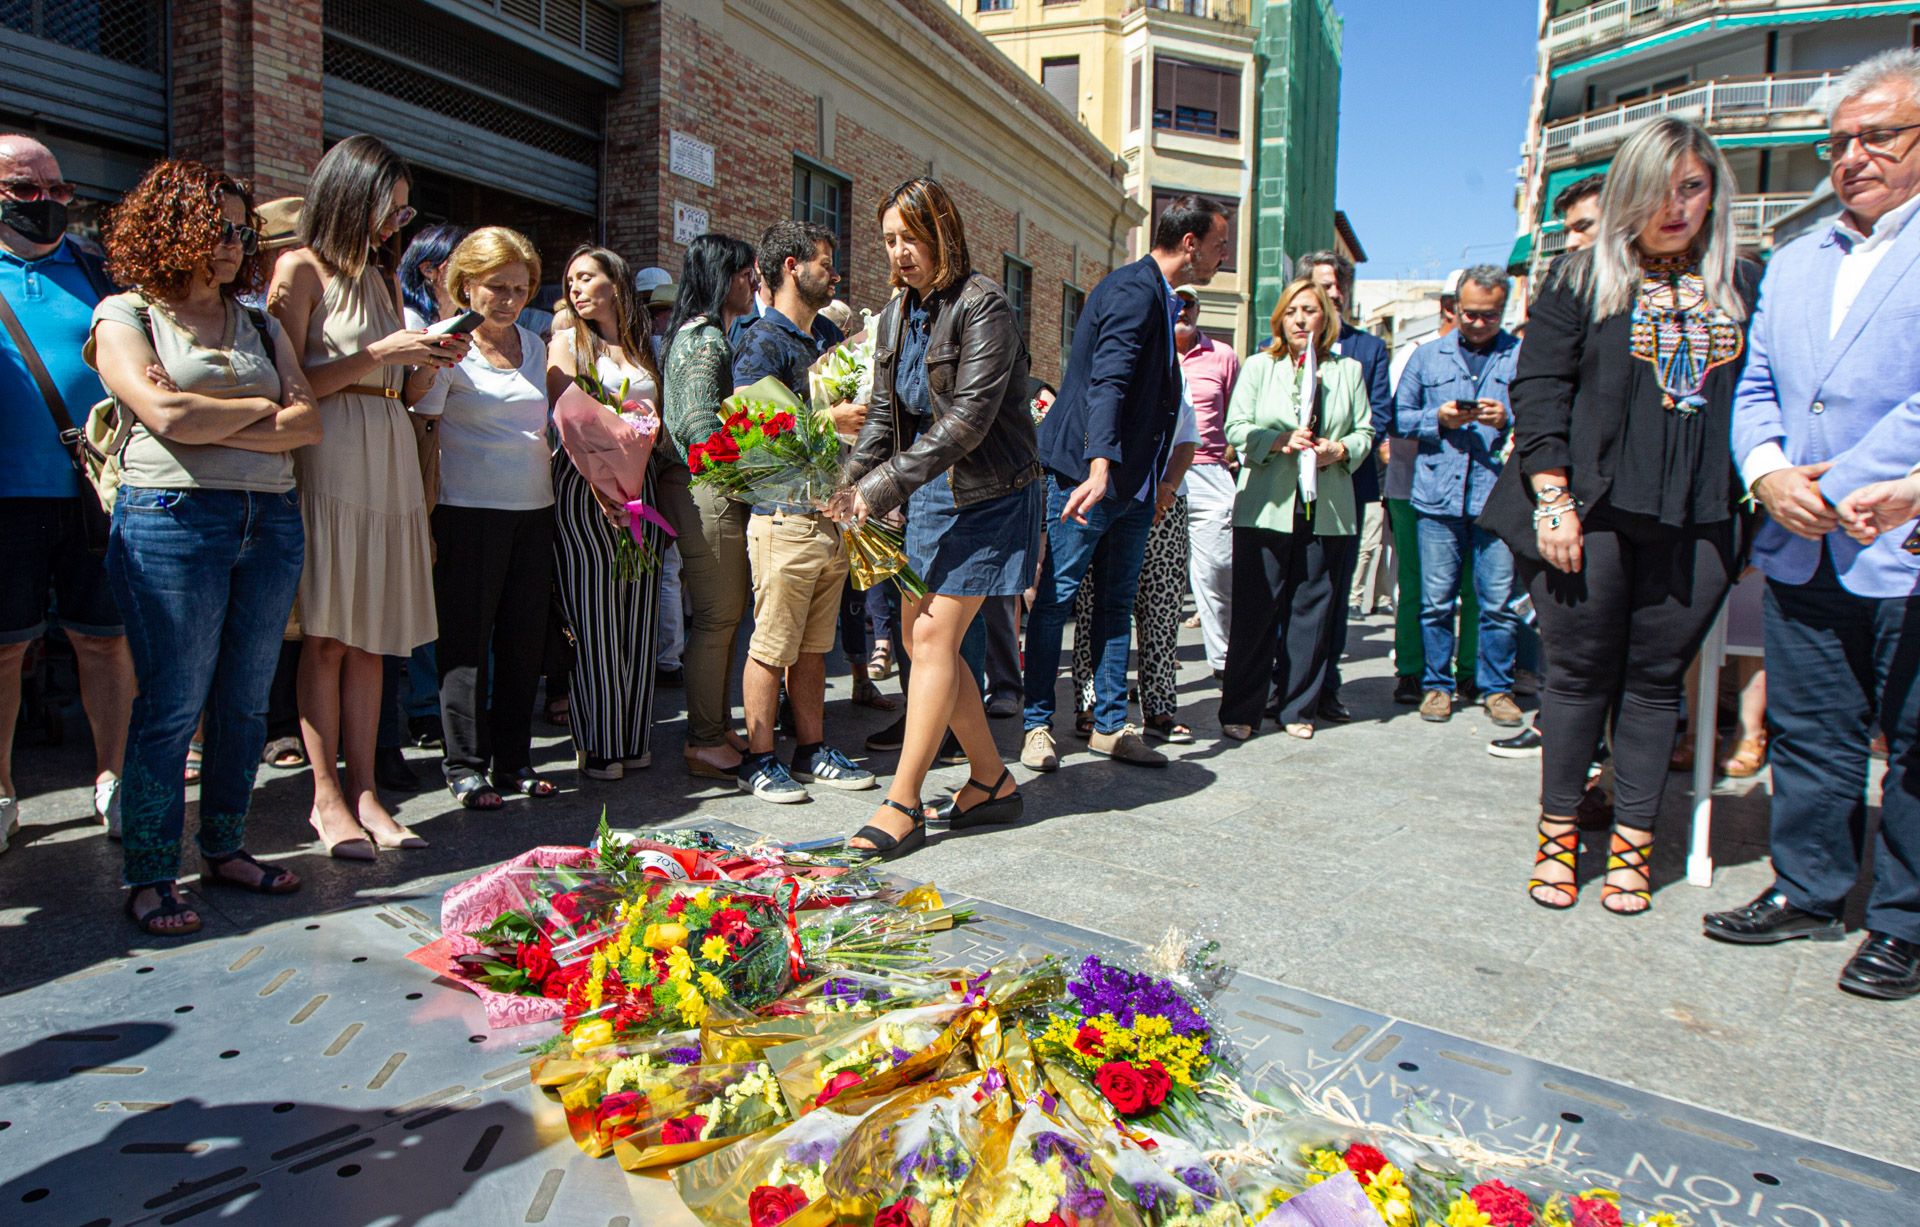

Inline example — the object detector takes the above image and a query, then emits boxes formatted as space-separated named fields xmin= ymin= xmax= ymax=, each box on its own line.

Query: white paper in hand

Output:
xmin=1297 ymin=345 xmax=1318 ymax=508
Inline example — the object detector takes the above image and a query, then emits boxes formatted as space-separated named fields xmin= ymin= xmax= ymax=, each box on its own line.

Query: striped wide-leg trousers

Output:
xmin=551 ymin=450 xmax=663 ymax=762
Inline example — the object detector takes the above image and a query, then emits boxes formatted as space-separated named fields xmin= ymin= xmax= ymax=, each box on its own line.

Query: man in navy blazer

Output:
xmin=1708 ymin=49 xmax=1920 ymax=1000
xmin=1022 ymin=196 xmax=1232 ymax=771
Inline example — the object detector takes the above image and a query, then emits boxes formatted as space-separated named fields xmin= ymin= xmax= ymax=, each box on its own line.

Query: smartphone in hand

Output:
xmin=427 ymin=309 xmax=484 ymax=336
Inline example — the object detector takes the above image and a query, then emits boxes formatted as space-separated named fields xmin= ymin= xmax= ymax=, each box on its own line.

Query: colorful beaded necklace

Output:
xmin=1628 ymin=252 xmax=1743 ymax=415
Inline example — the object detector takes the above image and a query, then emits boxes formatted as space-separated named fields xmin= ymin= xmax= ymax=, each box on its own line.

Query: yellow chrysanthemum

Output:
xmin=698 ymin=970 xmax=728 ymax=1000
xmin=677 ymin=988 xmax=708 ymax=1024
xmin=1642 ymin=1215 xmax=1682 ymax=1227
xmin=666 ymin=945 xmax=695 ymax=981
xmin=1309 ymin=1149 xmax=1346 ymax=1176
xmin=700 ymin=935 xmax=730 ymax=965
xmin=693 ymin=887 xmax=713 ymax=907
xmin=1442 ymin=1193 xmax=1492 ymax=1227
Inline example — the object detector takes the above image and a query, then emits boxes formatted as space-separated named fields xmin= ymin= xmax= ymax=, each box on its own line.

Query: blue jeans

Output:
xmin=1414 ymin=512 xmax=1517 ymax=696
xmin=107 ymin=487 xmax=305 ymax=887
xmin=1022 ymin=478 xmax=1157 ymax=734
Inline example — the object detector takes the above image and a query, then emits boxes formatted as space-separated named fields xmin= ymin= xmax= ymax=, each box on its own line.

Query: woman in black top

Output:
xmin=1485 ymin=117 xmax=1759 ymax=915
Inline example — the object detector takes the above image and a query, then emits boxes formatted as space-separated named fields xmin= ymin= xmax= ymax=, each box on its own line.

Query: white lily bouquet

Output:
xmin=809 ymin=309 xmax=879 ymax=435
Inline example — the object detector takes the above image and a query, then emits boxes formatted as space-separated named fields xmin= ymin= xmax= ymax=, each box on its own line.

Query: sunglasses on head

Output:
xmin=217 ymin=219 xmax=259 ymax=255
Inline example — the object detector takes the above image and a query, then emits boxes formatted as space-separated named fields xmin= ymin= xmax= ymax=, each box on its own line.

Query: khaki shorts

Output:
xmin=746 ymin=510 xmax=848 ymax=668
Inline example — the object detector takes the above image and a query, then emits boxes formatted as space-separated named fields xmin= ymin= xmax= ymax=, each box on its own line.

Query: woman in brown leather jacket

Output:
xmin=833 ymin=177 xmax=1044 ymax=859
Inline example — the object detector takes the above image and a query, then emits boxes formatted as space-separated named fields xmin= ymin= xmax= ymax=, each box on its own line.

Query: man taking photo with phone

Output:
xmin=1393 ymin=264 xmax=1524 ymax=728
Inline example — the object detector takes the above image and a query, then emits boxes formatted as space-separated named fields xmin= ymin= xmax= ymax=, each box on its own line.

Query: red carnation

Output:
xmin=816 ymin=1070 xmax=865 ymax=1107
xmin=1468 ymin=1180 xmax=1536 ymax=1227
xmin=1137 ymin=1059 xmax=1171 ymax=1110
xmin=660 ymin=1114 xmax=707 ymax=1145
xmin=1342 ymin=1143 xmax=1389 ymax=1184
xmin=1071 ymin=1025 xmax=1105 ymax=1056
xmin=1024 ymin=1214 xmax=1069 ymax=1227
xmin=1094 ymin=1060 xmax=1149 ymax=1116
xmin=876 ymin=1196 xmax=927 ymax=1227
xmin=666 ymin=894 xmax=690 ymax=917
xmin=748 ymin=1183 xmax=811 ymax=1227
xmin=710 ymin=907 xmax=758 ymax=948
xmin=1569 ymin=1197 xmax=1624 ymax=1227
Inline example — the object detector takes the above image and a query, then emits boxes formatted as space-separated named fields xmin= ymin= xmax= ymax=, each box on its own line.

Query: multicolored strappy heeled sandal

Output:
xmin=1528 ymin=816 xmax=1580 ymax=911
xmin=1601 ymin=830 xmax=1654 ymax=916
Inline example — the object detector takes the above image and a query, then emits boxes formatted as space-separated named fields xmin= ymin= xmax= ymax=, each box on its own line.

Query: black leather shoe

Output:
xmin=655 ymin=666 xmax=684 ymax=689
xmin=1839 ymin=933 xmax=1920 ymax=1000
xmin=1702 ymin=889 xmax=1844 ymax=945
xmin=864 ymin=714 xmax=907 ymax=753
xmin=375 ymin=745 xmax=421 ymax=793
xmin=1393 ymin=675 xmax=1421 ymax=705
xmin=407 ymin=715 xmax=443 ymax=750
xmin=1317 ymin=697 xmax=1352 ymax=724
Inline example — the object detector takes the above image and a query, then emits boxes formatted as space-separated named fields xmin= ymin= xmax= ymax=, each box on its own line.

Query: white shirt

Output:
xmin=1740 ymin=191 xmax=1920 ymax=489
xmin=413 ymin=323 xmax=555 ymax=511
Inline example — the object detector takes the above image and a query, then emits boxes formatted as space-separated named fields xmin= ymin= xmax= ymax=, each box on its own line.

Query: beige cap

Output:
xmin=1172 ymin=285 xmax=1199 ymax=302
xmin=256 ymin=196 xmax=304 ymax=250
xmin=648 ymin=281 xmax=677 ymax=310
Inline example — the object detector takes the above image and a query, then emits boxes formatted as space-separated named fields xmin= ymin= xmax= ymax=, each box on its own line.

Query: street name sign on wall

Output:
xmin=669 ymin=131 xmax=715 ymax=186
xmin=673 ymin=202 xmax=709 ymax=246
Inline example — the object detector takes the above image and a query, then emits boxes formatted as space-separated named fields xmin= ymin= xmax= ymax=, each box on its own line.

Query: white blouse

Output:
xmin=413 ymin=323 xmax=554 ymax=511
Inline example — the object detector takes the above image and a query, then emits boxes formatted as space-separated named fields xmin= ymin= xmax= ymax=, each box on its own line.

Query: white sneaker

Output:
xmin=0 ymin=797 xmax=18 ymax=854
xmin=95 ymin=775 xmax=123 ymax=841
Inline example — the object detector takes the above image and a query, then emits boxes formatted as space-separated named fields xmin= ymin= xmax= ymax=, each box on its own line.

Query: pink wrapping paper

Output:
xmin=553 ymin=383 xmax=658 ymax=507
xmin=427 ymin=844 xmax=598 ymax=1029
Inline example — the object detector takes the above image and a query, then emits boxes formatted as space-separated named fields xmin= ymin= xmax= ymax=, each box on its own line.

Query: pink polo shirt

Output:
xmin=1179 ymin=332 xmax=1240 ymax=465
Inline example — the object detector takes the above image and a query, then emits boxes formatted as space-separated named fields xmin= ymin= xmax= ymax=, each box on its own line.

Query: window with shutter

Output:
xmin=1151 ymin=55 xmax=1240 ymax=140
xmin=1041 ymin=57 xmax=1080 ymax=114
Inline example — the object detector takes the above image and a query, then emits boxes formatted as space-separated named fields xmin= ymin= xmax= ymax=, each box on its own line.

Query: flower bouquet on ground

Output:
xmin=558 ymin=880 xmax=804 ymax=1038
xmin=550 ymin=1033 xmax=708 ymax=1157
xmin=554 ymin=367 xmax=675 ymax=580
xmin=959 ymin=1096 xmax=1142 ymax=1227
xmin=820 ymin=1070 xmax=1009 ymax=1226
xmin=796 ymin=889 xmax=977 ymax=977
xmin=766 ymin=1000 xmax=984 ymax=1117
xmin=1033 ymin=949 xmax=1224 ymax=1133
xmin=673 ymin=1097 xmax=881 ymax=1227
xmin=609 ymin=1057 xmax=791 ymax=1171
xmin=689 ymin=375 xmax=926 ymax=597
xmin=1098 ymin=1128 xmax=1246 ymax=1227
xmin=701 ymin=969 xmax=968 ymax=1064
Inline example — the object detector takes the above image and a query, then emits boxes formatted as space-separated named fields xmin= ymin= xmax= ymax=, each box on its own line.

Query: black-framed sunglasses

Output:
xmin=0 ymin=177 xmax=76 ymax=204
xmin=217 ymin=220 xmax=260 ymax=255
xmin=1814 ymin=122 xmax=1920 ymax=162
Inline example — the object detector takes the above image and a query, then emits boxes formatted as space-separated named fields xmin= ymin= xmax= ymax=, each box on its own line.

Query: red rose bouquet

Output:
xmin=606 ymin=1057 xmax=791 ymax=1172
xmin=551 ymin=1033 xmax=707 ymax=1157
xmin=672 ymin=1098 xmax=881 ymax=1227
xmin=689 ymin=376 xmax=925 ymax=597
xmin=1033 ymin=953 xmax=1221 ymax=1129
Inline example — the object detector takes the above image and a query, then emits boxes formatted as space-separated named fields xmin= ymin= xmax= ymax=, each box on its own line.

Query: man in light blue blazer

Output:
xmin=1708 ymin=49 xmax=1920 ymax=1000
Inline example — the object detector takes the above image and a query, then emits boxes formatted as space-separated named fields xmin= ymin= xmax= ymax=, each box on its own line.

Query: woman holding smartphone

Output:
xmin=837 ymin=177 xmax=1044 ymax=860
xmin=270 ymin=134 xmax=464 ymax=858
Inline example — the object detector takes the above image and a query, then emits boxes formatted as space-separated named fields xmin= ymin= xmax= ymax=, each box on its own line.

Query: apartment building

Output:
xmin=1513 ymin=0 xmax=1920 ymax=285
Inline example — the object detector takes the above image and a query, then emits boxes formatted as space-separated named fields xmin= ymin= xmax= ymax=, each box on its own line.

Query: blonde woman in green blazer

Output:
xmin=1219 ymin=279 xmax=1374 ymax=741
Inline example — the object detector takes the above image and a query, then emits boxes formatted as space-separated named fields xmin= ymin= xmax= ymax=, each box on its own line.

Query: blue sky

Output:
xmin=1331 ymin=0 xmax=1542 ymax=280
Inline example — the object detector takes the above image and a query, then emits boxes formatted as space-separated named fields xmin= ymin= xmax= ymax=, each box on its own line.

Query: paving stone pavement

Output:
xmin=4 ymin=610 xmax=1917 ymax=1169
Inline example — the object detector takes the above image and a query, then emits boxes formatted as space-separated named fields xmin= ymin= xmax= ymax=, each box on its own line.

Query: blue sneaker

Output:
xmin=790 ymin=744 xmax=876 ymax=792
xmin=738 ymin=754 xmax=808 ymax=804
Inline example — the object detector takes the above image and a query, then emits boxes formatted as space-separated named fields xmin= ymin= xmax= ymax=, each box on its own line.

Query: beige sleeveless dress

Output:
xmin=293 ymin=265 xmax=437 ymax=655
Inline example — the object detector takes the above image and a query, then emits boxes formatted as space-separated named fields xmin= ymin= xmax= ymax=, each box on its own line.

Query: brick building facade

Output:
xmin=2 ymin=0 xmax=1137 ymax=384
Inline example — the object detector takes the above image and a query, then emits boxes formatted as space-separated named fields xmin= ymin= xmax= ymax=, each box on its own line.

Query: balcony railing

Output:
xmin=1542 ymin=71 xmax=1837 ymax=160
xmin=1544 ymin=0 xmax=1780 ymax=53
xmin=1128 ymin=0 xmax=1249 ymax=21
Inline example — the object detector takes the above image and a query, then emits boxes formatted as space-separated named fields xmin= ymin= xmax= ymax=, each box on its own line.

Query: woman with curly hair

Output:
xmin=270 ymin=135 xmax=466 ymax=859
xmin=89 ymin=159 xmax=321 ymax=935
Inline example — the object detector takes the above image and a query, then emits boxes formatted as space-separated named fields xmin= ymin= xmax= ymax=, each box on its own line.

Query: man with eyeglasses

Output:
xmin=1393 ymin=264 xmax=1523 ymax=730
xmin=1710 ymin=49 xmax=1920 ymax=1001
xmin=0 ymin=134 xmax=136 ymax=854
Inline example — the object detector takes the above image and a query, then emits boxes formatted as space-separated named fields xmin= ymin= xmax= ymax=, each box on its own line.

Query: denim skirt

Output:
xmin=905 ymin=471 xmax=1042 ymax=597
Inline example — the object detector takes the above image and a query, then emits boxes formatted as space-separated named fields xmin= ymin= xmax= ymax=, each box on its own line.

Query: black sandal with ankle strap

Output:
xmin=201 ymin=849 xmax=300 ymax=895
xmin=125 ymin=882 xmax=203 ymax=937
xmin=492 ymin=768 xmax=559 ymax=799
xmin=849 ymin=798 xmax=928 ymax=861
xmin=929 ymin=768 xmax=1023 ymax=829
